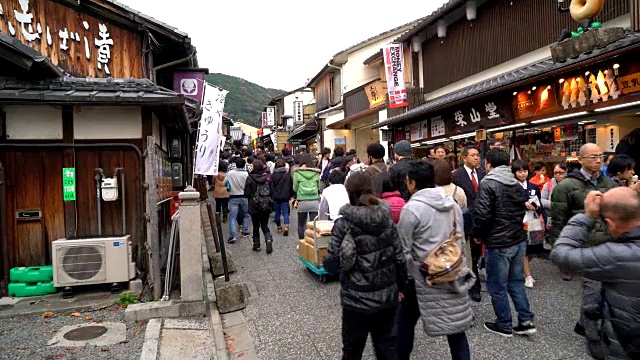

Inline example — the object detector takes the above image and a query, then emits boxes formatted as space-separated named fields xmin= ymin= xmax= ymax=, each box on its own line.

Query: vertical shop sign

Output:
xmin=293 ymin=101 xmax=303 ymax=125
xmin=62 ymin=168 xmax=76 ymax=201
xmin=195 ymin=84 xmax=228 ymax=175
xmin=266 ymin=106 xmax=276 ymax=126
xmin=383 ymin=44 xmax=408 ymax=108
xmin=431 ymin=116 xmax=445 ymax=137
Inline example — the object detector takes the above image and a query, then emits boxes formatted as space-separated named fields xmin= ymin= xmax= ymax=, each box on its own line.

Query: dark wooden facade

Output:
xmin=420 ymin=0 xmax=630 ymax=93
xmin=0 ymin=0 xmax=143 ymax=78
xmin=632 ymin=0 xmax=640 ymax=31
xmin=314 ymin=72 xmax=341 ymax=111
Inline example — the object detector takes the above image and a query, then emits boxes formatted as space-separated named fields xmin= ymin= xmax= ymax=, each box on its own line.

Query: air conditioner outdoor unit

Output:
xmin=52 ymin=236 xmax=136 ymax=287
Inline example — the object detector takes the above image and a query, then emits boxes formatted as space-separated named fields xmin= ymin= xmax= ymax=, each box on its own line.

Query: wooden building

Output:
xmin=0 ymin=0 xmax=202 ymax=298
xmin=373 ymin=0 xmax=640 ymax=163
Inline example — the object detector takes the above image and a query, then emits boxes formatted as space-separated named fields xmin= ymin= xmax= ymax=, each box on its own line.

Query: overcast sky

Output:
xmin=118 ymin=0 xmax=448 ymax=91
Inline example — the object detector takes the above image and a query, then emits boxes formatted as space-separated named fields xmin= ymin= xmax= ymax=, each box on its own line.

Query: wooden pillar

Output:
xmin=145 ymin=136 xmax=162 ymax=300
xmin=632 ymin=0 xmax=640 ymax=32
xmin=62 ymin=106 xmax=76 ymax=239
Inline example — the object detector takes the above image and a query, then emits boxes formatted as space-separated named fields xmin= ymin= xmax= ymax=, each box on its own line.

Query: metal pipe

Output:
xmin=95 ymin=168 xmax=103 ymax=236
xmin=0 ymin=162 xmax=9 ymax=296
xmin=116 ymin=168 xmax=126 ymax=235
xmin=215 ymin=212 xmax=230 ymax=282
xmin=0 ymin=143 xmax=146 ymax=265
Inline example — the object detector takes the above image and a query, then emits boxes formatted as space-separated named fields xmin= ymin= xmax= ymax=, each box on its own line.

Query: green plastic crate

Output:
xmin=7 ymin=281 xmax=56 ymax=297
xmin=9 ymin=266 xmax=53 ymax=284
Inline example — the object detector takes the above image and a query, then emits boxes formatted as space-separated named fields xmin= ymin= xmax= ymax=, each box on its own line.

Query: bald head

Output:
xmin=601 ymin=187 xmax=640 ymax=224
xmin=578 ymin=143 xmax=603 ymax=175
xmin=578 ymin=143 xmax=601 ymax=157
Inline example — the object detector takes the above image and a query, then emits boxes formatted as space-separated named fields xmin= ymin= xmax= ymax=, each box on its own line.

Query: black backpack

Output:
xmin=250 ymin=177 xmax=272 ymax=212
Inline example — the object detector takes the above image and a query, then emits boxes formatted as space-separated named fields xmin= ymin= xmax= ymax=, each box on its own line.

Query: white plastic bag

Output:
xmin=524 ymin=210 xmax=544 ymax=232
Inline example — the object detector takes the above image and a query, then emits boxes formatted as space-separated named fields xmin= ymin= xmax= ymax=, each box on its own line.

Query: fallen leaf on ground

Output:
xmin=118 ymin=340 xmax=129 ymax=345
xmin=46 ymin=329 xmax=58 ymax=333
xmin=69 ymin=312 xmax=81 ymax=317
xmin=108 ymin=307 xmax=118 ymax=312
xmin=65 ymin=348 xmax=75 ymax=351
xmin=55 ymin=354 xmax=64 ymax=358
xmin=224 ymin=335 xmax=235 ymax=341
xmin=84 ymin=317 xmax=92 ymax=321
xmin=119 ymin=304 xmax=127 ymax=309
xmin=226 ymin=344 xmax=235 ymax=352
xmin=42 ymin=312 xmax=54 ymax=318
xmin=100 ymin=347 xmax=109 ymax=352
xmin=132 ymin=331 xmax=140 ymax=337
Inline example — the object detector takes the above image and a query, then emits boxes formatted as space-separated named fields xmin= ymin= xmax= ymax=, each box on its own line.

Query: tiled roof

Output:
xmin=0 ymin=76 xmax=184 ymax=104
xmin=394 ymin=0 xmax=463 ymax=44
xmin=374 ymin=31 xmax=640 ymax=129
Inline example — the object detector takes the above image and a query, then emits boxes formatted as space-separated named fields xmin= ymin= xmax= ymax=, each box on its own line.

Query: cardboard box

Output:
xmin=297 ymin=240 xmax=308 ymax=260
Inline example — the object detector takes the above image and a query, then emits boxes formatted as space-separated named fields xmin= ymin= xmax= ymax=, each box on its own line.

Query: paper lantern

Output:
xmin=411 ymin=36 xmax=422 ymax=53
xmin=466 ymin=1 xmax=477 ymax=20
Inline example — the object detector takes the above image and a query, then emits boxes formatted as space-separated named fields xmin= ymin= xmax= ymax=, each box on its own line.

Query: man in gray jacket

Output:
xmin=225 ymin=158 xmax=251 ymax=243
xmin=551 ymin=187 xmax=640 ymax=360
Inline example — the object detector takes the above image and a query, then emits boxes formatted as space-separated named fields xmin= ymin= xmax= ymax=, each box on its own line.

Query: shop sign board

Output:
xmin=616 ymin=72 xmax=640 ymax=95
xmin=173 ymin=72 xmax=205 ymax=103
xmin=62 ymin=167 xmax=76 ymax=201
xmin=430 ymin=116 xmax=445 ymax=137
xmin=512 ymin=85 xmax=559 ymax=120
xmin=381 ymin=130 xmax=392 ymax=142
xmin=417 ymin=120 xmax=429 ymax=140
xmin=410 ymin=123 xmax=420 ymax=141
xmin=365 ymin=81 xmax=387 ymax=108
xmin=0 ymin=0 xmax=142 ymax=78
xmin=261 ymin=112 xmax=267 ymax=128
xmin=293 ymin=102 xmax=303 ymax=125
xmin=446 ymin=99 xmax=513 ymax=134
xmin=266 ymin=106 xmax=276 ymax=127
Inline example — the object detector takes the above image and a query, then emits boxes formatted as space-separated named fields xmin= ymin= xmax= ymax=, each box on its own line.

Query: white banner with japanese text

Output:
xmin=195 ymin=84 xmax=228 ymax=175
xmin=383 ymin=44 xmax=408 ymax=109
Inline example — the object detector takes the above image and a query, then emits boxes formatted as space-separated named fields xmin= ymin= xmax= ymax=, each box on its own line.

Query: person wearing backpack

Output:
xmin=270 ymin=159 xmax=295 ymax=236
xmin=244 ymin=160 xmax=274 ymax=253
xmin=364 ymin=143 xmax=389 ymax=196
xmin=323 ymin=172 xmax=407 ymax=360
xmin=292 ymin=157 xmax=321 ymax=240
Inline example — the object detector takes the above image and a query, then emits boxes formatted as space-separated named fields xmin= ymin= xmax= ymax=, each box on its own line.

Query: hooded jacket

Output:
xmin=323 ymin=202 xmax=407 ymax=314
xmin=293 ymin=168 xmax=321 ymax=201
xmin=269 ymin=167 xmax=294 ymax=202
xmin=549 ymin=168 xmax=616 ymax=246
xmin=551 ymin=214 xmax=640 ymax=359
xmin=243 ymin=172 xmax=271 ymax=214
xmin=472 ymin=165 xmax=527 ymax=248
xmin=398 ymin=187 xmax=474 ymax=336
xmin=212 ymin=172 xmax=230 ymax=199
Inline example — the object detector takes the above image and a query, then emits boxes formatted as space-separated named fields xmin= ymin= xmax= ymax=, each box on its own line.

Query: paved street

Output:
xmin=225 ymin=209 xmax=592 ymax=360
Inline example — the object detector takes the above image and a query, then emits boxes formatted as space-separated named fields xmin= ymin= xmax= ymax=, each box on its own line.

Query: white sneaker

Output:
xmin=525 ymin=276 xmax=535 ymax=288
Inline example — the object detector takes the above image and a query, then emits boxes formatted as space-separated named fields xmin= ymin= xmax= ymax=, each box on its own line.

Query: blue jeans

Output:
xmin=485 ymin=241 xmax=534 ymax=330
xmin=228 ymin=198 xmax=249 ymax=239
xmin=273 ymin=200 xmax=290 ymax=227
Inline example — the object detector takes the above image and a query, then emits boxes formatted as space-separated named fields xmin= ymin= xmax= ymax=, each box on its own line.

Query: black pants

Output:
xmin=470 ymin=240 xmax=483 ymax=289
xmin=250 ymin=211 xmax=271 ymax=247
xmin=342 ymin=307 xmax=397 ymax=360
xmin=395 ymin=280 xmax=420 ymax=360
xmin=215 ymin=198 xmax=229 ymax=220
xmin=396 ymin=281 xmax=471 ymax=360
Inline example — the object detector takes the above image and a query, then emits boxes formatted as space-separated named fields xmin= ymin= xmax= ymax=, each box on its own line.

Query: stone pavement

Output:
xmin=141 ymin=318 xmax=215 ymax=360
xmin=225 ymin=209 xmax=593 ymax=360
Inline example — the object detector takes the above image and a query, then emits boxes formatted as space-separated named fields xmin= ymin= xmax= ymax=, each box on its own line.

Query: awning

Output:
xmin=288 ymin=119 xmax=319 ymax=141
xmin=327 ymin=104 xmax=385 ymax=129
xmin=373 ymin=31 xmax=640 ymax=129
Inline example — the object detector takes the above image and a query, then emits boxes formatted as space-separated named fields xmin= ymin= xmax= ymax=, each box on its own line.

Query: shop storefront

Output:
xmin=288 ymin=118 xmax=320 ymax=154
xmin=374 ymin=33 xmax=640 ymax=168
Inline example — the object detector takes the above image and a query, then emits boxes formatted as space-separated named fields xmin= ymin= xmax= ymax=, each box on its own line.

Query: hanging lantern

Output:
xmin=437 ymin=19 xmax=447 ymax=38
xmin=466 ymin=1 xmax=477 ymax=20
xmin=411 ymin=36 xmax=422 ymax=53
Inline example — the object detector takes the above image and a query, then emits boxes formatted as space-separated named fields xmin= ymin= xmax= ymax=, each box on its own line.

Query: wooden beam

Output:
xmin=145 ymin=136 xmax=162 ymax=300
xmin=62 ymin=106 xmax=76 ymax=239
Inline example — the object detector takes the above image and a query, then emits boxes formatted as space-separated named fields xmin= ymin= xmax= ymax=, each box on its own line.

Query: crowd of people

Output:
xmin=208 ymin=136 xmax=640 ymax=360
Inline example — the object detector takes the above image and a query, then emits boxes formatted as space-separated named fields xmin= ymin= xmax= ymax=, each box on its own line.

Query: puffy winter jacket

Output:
xmin=323 ymin=202 xmax=407 ymax=314
xmin=398 ymin=187 xmax=474 ymax=336
xmin=269 ymin=167 xmax=294 ymax=202
xmin=380 ymin=191 xmax=405 ymax=224
xmin=212 ymin=172 xmax=230 ymax=199
xmin=293 ymin=168 xmax=321 ymax=201
xmin=472 ymin=166 xmax=527 ymax=248
xmin=551 ymin=214 xmax=640 ymax=359
xmin=549 ymin=169 xmax=616 ymax=246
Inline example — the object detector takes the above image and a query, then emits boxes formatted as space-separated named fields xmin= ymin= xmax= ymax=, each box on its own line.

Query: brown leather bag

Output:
xmin=420 ymin=210 xmax=464 ymax=286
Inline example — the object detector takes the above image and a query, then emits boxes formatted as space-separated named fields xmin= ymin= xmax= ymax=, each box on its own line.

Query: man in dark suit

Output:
xmin=453 ymin=145 xmax=485 ymax=302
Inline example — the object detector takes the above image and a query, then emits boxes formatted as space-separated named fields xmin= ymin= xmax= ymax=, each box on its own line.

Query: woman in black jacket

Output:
xmin=270 ymin=159 xmax=294 ymax=236
xmin=323 ymin=172 xmax=407 ymax=360
xmin=244 ymin=160 xmax=273 ymax=253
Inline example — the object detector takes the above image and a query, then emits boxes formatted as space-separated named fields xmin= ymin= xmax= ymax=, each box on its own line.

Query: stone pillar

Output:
xmin=178 ymin=186 xmax=204 ymax=302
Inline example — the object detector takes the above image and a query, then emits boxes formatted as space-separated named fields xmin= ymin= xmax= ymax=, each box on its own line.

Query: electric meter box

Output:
xmin=101 ymin=177 xmax=119 ymax=201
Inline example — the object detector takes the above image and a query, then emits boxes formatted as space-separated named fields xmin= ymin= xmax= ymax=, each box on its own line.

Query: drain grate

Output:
xmin=63 ymin=325 xmax=108 ymax=341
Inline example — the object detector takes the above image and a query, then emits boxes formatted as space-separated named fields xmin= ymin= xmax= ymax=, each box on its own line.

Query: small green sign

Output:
xmin=62 ymin=168 xmax=76 ymax=201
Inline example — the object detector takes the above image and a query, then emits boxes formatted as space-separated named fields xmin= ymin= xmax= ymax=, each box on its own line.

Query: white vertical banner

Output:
xmin=195 ymin=84 xmax=228 ymax=175
xmin=293 ymin=101 xmax=303 ymax=124
xmin=266 ymin=107 xmax=275 ymax=126
xmin=383 ymin=44 xmax=408 ymax=109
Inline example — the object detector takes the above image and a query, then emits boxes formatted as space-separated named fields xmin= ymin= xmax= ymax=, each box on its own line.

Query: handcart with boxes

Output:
xmin=297 ymin=216 xmax=334 ymax=283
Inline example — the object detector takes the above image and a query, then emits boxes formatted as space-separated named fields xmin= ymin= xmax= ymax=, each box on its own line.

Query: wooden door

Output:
xmin=4 ymin=151 xmax=65 ymax=268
